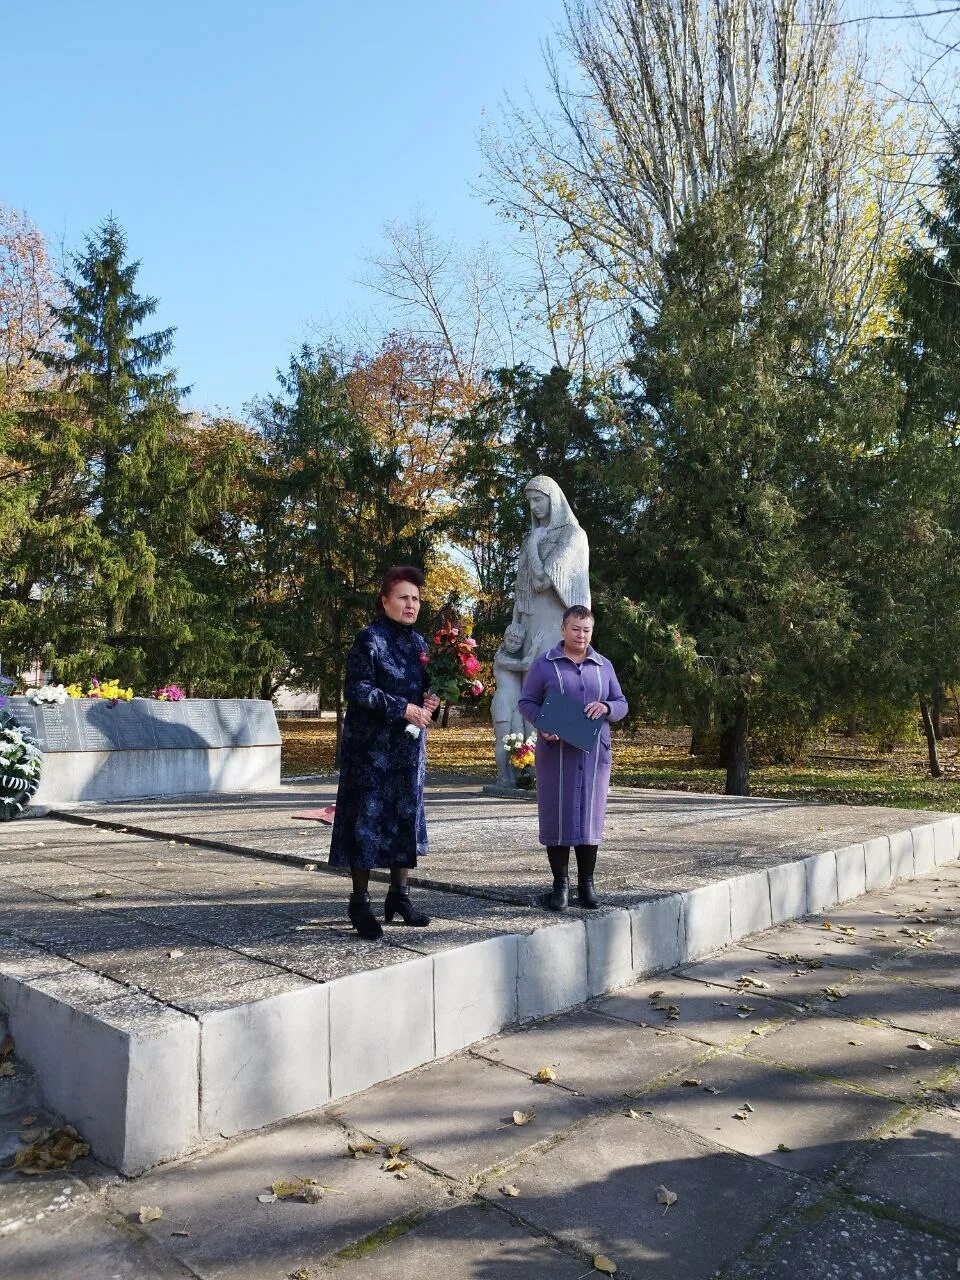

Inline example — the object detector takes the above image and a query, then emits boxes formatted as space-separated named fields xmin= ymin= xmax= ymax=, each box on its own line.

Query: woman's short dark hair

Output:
xmin=562 ymin=605 xmax=594 ymax=623
xmin=376 ymin=565 xmax=425 ymax=613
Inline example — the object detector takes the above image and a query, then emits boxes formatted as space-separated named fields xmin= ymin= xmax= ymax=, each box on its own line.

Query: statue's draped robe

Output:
xmin=329 ymin=617 xmax=428 ymax=869
xmin=514 ymin=478 xmax=591 ymax=668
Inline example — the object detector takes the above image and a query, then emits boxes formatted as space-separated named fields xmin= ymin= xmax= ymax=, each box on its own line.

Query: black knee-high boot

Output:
xmin=575 ymin=844 xmax=599 ymax=909
xmin=542 ymin=845 xmax=570 ymax=911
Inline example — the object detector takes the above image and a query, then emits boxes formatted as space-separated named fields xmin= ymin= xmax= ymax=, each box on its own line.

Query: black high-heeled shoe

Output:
xmin=384 ymin=887 xmax=431 ymax=927
xmin=348 ymin=891 xmax=383 ymax=940
xmin=577 ymin=876 xmax=600 ymax=909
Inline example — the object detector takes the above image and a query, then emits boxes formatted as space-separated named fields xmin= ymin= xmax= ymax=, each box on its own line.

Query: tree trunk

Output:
xmin=721 ymin=702 xmax=750 ymax=796
xmin=931 ymin=685 xmax=945 ymax=741
xmin=919 ymin=695 xmax=943 ymax=779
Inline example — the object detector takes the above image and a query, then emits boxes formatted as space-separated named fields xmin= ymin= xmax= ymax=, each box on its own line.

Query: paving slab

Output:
xmin=593 ymin=975 xmax=812 ymax=1046
xmin=740 ymin=917 xmax=907 ymax=969
xmin=743 ymin=1012 xmax=959 ymax=1099
xmin=327 ymin=1200 xmax=590 ymax=1277
xmin=820 ymin=969 xmax=960 ymax=1042
xmin=676 ymin=945 xmax=859 ymax=1006
xmin=329 ymin=1054 xmax=596 ymax=1179
xmin=55 ymin=785 xmax=956 ymax=908
xmin=492 ymin=1111 xmax=808 ymax=1280
xmin=845 ymin=1109 xmax=960 ymax=1233
xmin=473 ymin=1009 xmax=707 ymax=1103
xmin=0 ymin=1192 xmax=190 ymax=1279
xmin=879 ymin=925 xmax=960 ymax=990
xmin=104 ymin=1114 xmax=445 ymax=1280
xmin=642 ymin=1050 xmax=901 ymax=1176
xmin=726 ymin=1201 xmax=960 ymax=1280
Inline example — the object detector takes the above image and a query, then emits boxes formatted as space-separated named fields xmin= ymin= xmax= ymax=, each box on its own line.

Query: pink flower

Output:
xmin=461 ymin=655 xmax=481 ymax=676
xmin=419 ymin=651 xmax=430 ymax=666
xmin=470 ymin=681 xmax=484 ymax=696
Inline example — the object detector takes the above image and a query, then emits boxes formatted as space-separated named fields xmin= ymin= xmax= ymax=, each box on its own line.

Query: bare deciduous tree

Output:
xmin=484 ymin=0 xmax=928 ymax=356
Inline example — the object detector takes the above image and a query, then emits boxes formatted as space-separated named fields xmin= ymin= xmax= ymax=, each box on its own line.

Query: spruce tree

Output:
xmin=624 ymin=157 xmax=853 ymax=794
xmin=33 ymin=216 xmax=196 ymax=683
xmin=253 ymin=346 xmax=428 ymax=747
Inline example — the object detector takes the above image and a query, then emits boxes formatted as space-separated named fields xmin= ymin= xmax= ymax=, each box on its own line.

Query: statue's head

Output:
xmin=502 ymin=622 xmax=525 ymax=653
xmin=524 ymin=476 xmax=579 ymax=531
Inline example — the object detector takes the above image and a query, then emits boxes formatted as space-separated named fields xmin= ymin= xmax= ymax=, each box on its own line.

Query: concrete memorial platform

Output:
xmin=6 ymin=697 xmax=281 ymax=803
xmin=0 ymin=779 xmax=958 ymax=1177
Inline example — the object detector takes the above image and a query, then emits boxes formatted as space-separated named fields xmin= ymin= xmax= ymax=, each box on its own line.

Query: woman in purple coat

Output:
xmin=518 ymin=605 xmax=628 ymax=911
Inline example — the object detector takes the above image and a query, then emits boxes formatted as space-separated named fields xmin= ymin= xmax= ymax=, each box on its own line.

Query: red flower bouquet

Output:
xmin=406 ymin=599 xmax=485 ymax=738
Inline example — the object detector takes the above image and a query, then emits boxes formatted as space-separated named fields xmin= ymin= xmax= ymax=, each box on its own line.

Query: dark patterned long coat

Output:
xmin=518 ymin=644 xmax=628 ymax=847
xmin=328 ymin=616 xmax=429 ymax=870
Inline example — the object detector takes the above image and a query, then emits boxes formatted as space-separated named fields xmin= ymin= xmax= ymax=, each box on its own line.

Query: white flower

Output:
xmin=27 ymin=683 xmax=67 ymax=705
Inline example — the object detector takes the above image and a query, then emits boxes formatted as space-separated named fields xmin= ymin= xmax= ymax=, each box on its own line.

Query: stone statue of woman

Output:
xmin=512 ymin=476 xmax=591 ymax=659
xmin=492 ymin=476 xmax=591 ymax=782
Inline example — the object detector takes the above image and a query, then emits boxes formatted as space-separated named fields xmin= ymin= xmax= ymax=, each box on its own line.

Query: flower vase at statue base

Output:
xmin=515 ymin=765 xmax=535 ymax=791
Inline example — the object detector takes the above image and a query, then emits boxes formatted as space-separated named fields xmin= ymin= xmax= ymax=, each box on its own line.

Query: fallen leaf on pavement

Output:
xmin=512 ymin=1109 xmax=535 ymax=1126
xmin=625 ymin=1109 xmax=642 ymax=1119
xmin=386 ymin=1141 xmax=408 ymax=1157
xmin=849 ymin=1040 xmax=864 ymax=1047
xmin=733 ymin=1109 xmax=750 ymax=1122
xmin=533 ymin=1067 xmax=557 ymax=1082
xmin=167 ymin=950 xmax=184 ymax=960
xmin=272 ymin=1180 xmax=304 ymax=1200
xmin=381 ymin=1157 xmax=409 ymax=1172
xmin=170 ymin=1229 xmax=190 ymax=1237
xmin=347 ymin=1141 xmax=376 ymax=1157
xmin=656 ymin=1185 xmax=678 ymax=1210
xmin=776 ymin=1143 xmax=792 ymax=1152
xmin=257 ymin=1193 xmax=278 ymax=1203
xmin=593 ymin=1255 xmax=618 ymax=1274
xmin=501 ymin=1184 xmax=521 ymax=1196
xmin=138 ymin=1206 xmax=163 ymax=1224
xmin=0 ymin=1063 xmax=14 ymax=1078
xmin=910 ymin=1039 xmax=933 ymax=1051
xmin=13 ymin=1125 xmax=90 ymax=1174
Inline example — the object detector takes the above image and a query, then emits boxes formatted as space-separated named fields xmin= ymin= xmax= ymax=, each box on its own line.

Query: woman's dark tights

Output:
xmin=350 ymin=867 xmax=408 ymax=897
xmin=546 ymin=845 xmax=598 ymax=878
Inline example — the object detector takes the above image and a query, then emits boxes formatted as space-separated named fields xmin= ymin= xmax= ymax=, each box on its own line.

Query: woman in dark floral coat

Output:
xmin=329 ymin=566 xmax=439 ymax=939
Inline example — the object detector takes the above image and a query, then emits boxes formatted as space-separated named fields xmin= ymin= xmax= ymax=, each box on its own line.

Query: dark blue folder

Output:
xmin=534 ymin=688 xmax=606 ymax=752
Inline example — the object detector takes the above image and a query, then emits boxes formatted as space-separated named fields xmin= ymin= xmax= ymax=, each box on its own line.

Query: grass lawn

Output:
xmin=280 ymin=717 xmax=960 ymax=812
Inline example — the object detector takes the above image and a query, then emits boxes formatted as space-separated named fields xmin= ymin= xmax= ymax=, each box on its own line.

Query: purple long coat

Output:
xmin=518 ymin=645 xmax=628 ymax=846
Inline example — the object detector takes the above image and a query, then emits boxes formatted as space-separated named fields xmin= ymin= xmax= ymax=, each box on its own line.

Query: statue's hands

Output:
xmin=584 ymin=701 xmax=609 ymax=720
xmin=532 ymin=572 xmax=550 ymax=592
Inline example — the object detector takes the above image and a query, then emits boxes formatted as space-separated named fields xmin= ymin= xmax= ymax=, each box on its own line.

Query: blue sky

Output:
xmin=4 ymin=0 xmax=564 ymax=416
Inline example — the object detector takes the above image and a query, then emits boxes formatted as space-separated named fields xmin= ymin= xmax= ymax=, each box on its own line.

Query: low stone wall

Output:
xmin=5 ymin=697 xmax=281 ymax=804
xmin=2 ymin=814 xmax=957 ymax=1174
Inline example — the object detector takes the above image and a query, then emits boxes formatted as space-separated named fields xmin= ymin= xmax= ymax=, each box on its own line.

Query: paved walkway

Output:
xmin=1 ymin=818 xmax=959 ymax=1278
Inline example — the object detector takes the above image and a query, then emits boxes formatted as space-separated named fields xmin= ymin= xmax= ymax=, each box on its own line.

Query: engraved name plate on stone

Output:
xmin=78 ymin=700 xmax=158 ymax=751
xmin=149 ymin=700 xmax=204 ymax=749
xmin=39 ymin=701 xmax=81 ymax=751
xmin=215 ymin=698 xmax=250 ymax=746
xmin=244 ymin=700 xmax=282 ymax=747
xmin=181 ymin=700 xmax=224 ymax=748
xmin=6 ymin=698 xmax=44 ymax=746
